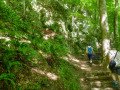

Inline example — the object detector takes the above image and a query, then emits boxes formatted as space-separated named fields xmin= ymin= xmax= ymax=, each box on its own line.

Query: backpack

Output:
xmin=109 ymin=60 xmax=116 ymax=69
xmin=88 ymin=47 xmax=92 ymax=54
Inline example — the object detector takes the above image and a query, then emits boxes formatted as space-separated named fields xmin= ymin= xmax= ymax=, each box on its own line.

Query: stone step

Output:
xmin=90 ymin=71 xmax=111 ymax=76
xmin=86 ymin=75 xmax=113 ymax=81
xmin=91 ymin=87 xmax=114 ymax=90
xmin=87 ymin=73 xmax=111 ymax=78
xmin=90 ymin=81 xmax=112 ymax=88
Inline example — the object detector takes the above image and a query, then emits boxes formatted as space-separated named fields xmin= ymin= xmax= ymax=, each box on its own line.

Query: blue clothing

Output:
xmin=88 ymin=47 xmax=92 ymax=54
xmin=88 ymin=53 xmax=92 ymax=60
xmin=86 ymin=46 xmax=93 ymax=60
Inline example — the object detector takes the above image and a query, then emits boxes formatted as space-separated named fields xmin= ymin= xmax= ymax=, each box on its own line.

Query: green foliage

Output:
xmin=0 ymin=73 xmax=15 ymax=81
xmin=48 ymin=22 xmax=60 ymax=32
xmin=106 ymin=0 xmax=115 ymax=33
xmin=50 ymin=0 xmax=68 ymax=19
xmin=0 ymin=73 xmax=16 ymax=89
xmin=18 ymin=43 xmax=38 ymax=61
xmin=24 ymin=82 xmax=42 ymax=90
xmin=112 ymin=36 xmax=120 ymax=50
xmin=61 ymin=0 xmax=81 ymax=6
xmin=58 ymin=59 xmax=81 ymax=90
xmin=1 ymin=0 xmax=120 ymax=89
xmin=40 ymin=35 xmax=68 ymax=57
xmin=0 ymin=0 xmax=22 ymax=30
xmin=17 ymin=77 xmax=51 ymax=90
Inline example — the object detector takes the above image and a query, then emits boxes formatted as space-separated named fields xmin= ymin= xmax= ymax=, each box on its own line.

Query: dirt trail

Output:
xmin=79 ymin=60 xmax=110 ymax=90
xmin=66 ymin=55 xmax=120 ymax=90
xmin=79 ymin=59 xmax=120 ymax=90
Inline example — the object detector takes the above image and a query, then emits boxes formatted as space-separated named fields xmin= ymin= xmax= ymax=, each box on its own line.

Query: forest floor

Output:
xmin=65 ymin=54 xmax=120 ymax=90
xmin=16 ymin=54 xmax=120 ymax=90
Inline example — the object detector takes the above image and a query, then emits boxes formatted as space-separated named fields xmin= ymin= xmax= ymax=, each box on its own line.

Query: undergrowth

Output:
xmin=57 ymin=59 xmax=81 ymax=90
xmin=0 ymin=0 xmax=83 ymax=89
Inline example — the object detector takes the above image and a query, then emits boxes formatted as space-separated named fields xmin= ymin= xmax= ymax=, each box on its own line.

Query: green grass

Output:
xmin=57 ymin=59 xmax=82 ymax=90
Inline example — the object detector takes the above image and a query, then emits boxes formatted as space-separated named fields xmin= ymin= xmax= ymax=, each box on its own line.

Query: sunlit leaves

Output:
xmin=40 ymin=35 xmax=68 ymax=57
xmin=60 ymin=0 xmax=81 ymax=6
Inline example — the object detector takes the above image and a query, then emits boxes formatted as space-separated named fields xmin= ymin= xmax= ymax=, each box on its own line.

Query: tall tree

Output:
xmin=114 ymin=0 xmax=119 ymax=38
xmin=99 ymin=0 xmax=110 ymax=66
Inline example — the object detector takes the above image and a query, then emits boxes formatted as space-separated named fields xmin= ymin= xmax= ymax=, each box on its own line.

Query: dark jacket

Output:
xmin=109 ymin=60 xmax=116 ymax=71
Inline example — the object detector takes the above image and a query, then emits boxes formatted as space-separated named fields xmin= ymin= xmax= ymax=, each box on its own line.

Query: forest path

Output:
xmin=65 ymin=55 xmax=119 ymax=90
xmin=79 ymin=60 xmax=114 ymax=90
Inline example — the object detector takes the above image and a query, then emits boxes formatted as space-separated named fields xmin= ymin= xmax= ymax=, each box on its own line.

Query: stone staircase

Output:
xmin=86 ymin=71 xmax=113 ymax=90
xmin=85 ymin=65 xmax=120 ymax=90
xmin=78 ymin=55 xmax=120 ymax=90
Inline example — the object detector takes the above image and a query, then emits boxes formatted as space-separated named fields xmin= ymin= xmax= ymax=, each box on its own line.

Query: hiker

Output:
xmin=109 ymin=59 xmax=120 ymax=73
xmin=109 ymin=60 xmax=117 ymax=72
xmin=86 ymin=45 xmax=93 ymax=63
xmin=108 ymin=51 xmax=120 ymax=73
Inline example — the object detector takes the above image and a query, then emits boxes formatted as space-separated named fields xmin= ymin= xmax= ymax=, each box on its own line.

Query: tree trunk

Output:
xmin=23 ymin=0 xmax=26 ymax=16
xmin=99 ymin=0 xmax=110 ymax=67
xmin=114 ymin=0 xmax=119 ymax=38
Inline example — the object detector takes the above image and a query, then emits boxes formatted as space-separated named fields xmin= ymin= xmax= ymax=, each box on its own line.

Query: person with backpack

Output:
xmin=109 ymin=51 xmax=119 ymax=73
xmin=109 ymin=60 xmax=117 ymax=73
xmin=86 ymin=45 xmax=93 ymax=63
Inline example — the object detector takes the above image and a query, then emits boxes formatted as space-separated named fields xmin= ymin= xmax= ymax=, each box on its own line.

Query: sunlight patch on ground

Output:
xmin=68 ymin=54 xmax=80 ymax=63
xmin=31 ymin=68 xmax=58 ymax=80
xmin=62 ymin=54 xmax=91 ymax=71
xmin=73 ymin=63 xmax=82 ymax=69
xmin=32 ymin=58 xmax=38 ymax=64
xmin=19 ymin=39 xmax=31 ymax=43
xmin=80 ymin=64 xmax=91 ymax=71
xmin=47 ymin=73 xmax=58 ymax=80
xmin=43 ymin=29 xmax=56 ymax=40
xmin=38 ymin=50 xmax=48 ymax=57
xmin=80 ymin=78 xmax=85 ymax=81
xmin=62 ymin=54 xmax=80 ymax=63
xmin=91 ymin=87 xmax=113 ymax=90
xmin=91 ymin=88 xmax=101 ymax=90
xmin=91 ymin=81 xmax=101 ymax=87
xmin=0 ymin=36 xmax=10 ymax=41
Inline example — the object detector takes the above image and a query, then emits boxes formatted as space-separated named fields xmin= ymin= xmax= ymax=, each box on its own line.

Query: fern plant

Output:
xmin=0 ymin=73 xmax=16 ymax=89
